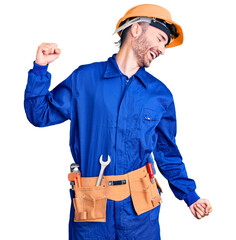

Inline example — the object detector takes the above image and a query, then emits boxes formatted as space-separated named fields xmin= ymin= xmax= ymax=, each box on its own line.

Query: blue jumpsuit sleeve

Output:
xmin=24 ymin=62 xmax=73 ymax=127
xmin=153 ymin=99 xmax=200 ymax=207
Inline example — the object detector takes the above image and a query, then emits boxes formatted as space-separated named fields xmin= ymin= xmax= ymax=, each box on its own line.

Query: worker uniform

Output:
xmin=24 ymin=54 xmax=200 ymax=240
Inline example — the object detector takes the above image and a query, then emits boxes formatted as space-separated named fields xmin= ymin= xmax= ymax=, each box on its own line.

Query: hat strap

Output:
xmin=113 ymin=17 xmax=152 ymax=35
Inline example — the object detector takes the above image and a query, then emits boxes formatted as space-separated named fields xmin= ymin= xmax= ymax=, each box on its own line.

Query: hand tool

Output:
xmin=147 ymin=162 xmax=155 ymax=184
xmin=70 ymin=163 xmax=80 ymax=173
xmin=68 ymin=163 xmax=82 ymax=189
xmin=96 ymin=155 xmax=111 ymax=186
xmin=147 ymin=152 xmax=156 ymax=175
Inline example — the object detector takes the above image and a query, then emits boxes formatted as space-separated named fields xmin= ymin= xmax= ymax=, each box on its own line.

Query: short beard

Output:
xmin=132 ymin=29 xmax=151 ymax=68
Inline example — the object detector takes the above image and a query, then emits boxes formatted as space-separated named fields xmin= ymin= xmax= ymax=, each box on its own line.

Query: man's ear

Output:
xmin=130 ymin=23 xmax=142 ymax=38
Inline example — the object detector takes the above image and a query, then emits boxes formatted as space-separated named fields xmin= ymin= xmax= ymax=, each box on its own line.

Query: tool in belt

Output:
xmin=68 ymin=155 xmax=163 ymax=222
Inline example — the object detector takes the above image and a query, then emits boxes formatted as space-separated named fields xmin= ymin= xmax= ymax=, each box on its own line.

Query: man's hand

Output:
xmin=35 ymin=43 xmax=61 ymax=66
xmin=189 ymin=199 xmax=212 ymax=219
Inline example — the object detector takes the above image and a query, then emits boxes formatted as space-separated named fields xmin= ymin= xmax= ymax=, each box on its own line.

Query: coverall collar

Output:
xmin=103 ymin=54 xmax=149 ymax=88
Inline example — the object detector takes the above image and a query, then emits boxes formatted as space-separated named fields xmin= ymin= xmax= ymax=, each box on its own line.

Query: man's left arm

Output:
xmin=153 ymin=98 xmax=212 ymax=219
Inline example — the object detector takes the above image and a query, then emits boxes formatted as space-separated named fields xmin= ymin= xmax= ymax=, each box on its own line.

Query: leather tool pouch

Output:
xmin=73 ymin=185 xmax=107 ymax=222
xmin=129 ymin=173 xmax=162 ymax=215
xmin=70 ymin=165 xmax=162 ymax=222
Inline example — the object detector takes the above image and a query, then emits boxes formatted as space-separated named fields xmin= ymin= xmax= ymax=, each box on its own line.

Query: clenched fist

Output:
xmin=189 ymin=198 xmax=213 ymax=219
xmin=35 ymin=43 xmax=61 ymax=66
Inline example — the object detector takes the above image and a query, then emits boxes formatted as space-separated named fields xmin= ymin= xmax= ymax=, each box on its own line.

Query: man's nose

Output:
xmin=158 ymin=44 xmax=165 ymax=55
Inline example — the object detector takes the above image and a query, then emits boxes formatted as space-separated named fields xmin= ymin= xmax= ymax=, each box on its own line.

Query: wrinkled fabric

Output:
xmin=24 ymin=54 xmax=200 ymax=240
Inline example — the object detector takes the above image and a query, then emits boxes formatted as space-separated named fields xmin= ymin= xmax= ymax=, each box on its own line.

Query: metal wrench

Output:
xmin=96 ymin=155 xmax=111 ymax=186
xmin=69 ymin=163 xmax=82 ymax=188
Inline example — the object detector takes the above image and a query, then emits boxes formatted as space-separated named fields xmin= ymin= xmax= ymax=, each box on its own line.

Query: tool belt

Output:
xmin=68 ymin=165 xmax=163 ymax=222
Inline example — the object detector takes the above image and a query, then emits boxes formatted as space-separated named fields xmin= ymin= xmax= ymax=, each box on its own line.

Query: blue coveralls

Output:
xmin=24 ymin=54 xmax=200 ymax=240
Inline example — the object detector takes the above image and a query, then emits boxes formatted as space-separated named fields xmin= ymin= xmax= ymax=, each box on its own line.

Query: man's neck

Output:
xmin=115 ymin=45 xmax=140 ymax=79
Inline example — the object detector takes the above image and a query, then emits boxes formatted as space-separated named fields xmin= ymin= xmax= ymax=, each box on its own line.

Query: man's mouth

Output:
xmin=149 ymin=50 xmax=158 ymax=60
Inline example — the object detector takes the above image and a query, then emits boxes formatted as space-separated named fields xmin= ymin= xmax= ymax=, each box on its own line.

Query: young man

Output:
xmin=24 ymin=4 xmax=212 ymax=240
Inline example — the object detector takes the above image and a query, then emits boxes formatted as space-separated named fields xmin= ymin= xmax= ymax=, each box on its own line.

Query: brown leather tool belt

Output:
xmin=69 ymin=165 xmax=163 ymax=222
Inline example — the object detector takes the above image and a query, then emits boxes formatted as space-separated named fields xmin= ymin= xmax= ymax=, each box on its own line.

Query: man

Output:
xmin=24 ymin=4 xmax=212 ymax=240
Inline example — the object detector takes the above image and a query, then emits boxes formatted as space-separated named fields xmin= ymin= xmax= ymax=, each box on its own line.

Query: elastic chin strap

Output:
xmin=113 ymin=17 xmax=171 ymax=46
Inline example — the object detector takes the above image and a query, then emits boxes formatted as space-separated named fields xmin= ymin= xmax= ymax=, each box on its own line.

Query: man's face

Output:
xmin=132 ymin=25 xmax=169 ymax=68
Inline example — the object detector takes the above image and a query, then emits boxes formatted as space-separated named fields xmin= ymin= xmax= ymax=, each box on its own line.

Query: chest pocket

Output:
xmin=138 ymin=108 xmax=162 ymax=149
xmin=142 ymin=108 xmax=161 ymax=129
xmin=125 ymin=108 xmax=162 ymax=163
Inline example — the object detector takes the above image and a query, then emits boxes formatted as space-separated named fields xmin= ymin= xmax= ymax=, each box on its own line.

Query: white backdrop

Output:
xmin=1 ymin=0 xmax=235 ymax=239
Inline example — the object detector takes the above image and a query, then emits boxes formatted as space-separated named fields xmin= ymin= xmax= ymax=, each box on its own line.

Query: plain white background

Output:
xmin=1 ymin=0 xmax=235 ymax=239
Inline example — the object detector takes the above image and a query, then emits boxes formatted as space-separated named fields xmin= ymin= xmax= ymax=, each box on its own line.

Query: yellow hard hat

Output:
xmin=115 ymin=4 xmax=184 ymax=48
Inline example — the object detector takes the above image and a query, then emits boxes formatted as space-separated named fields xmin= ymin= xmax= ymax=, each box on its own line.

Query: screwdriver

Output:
xmin=147 ymin=162 xmax=155 ymax=184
